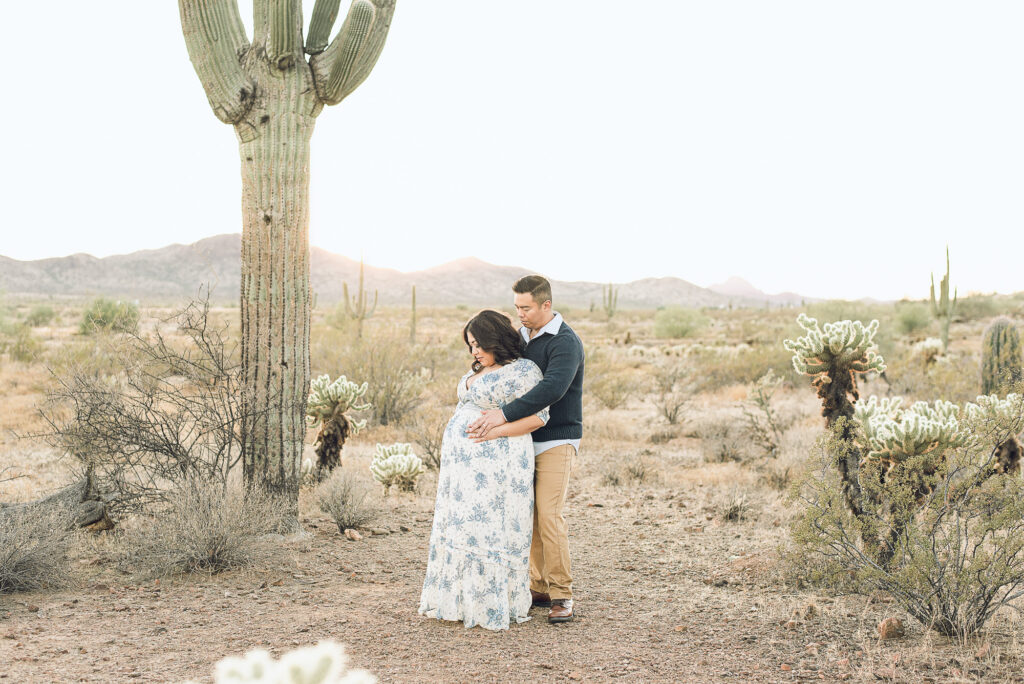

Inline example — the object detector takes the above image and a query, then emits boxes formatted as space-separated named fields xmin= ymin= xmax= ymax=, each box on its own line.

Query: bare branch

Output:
xmin=179 ymin=0 xmax=254 ymax=124
xmin=311 ymin=0 xmax=396 ymax=105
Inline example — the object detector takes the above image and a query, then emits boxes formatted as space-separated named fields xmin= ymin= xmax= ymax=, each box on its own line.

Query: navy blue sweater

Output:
xmin=502 ymin=320 xmax=584 ymax=441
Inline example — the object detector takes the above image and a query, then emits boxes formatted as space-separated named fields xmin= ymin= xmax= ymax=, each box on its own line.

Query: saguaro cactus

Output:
xmin=342 ymin=257 xmax=378 ymax=338
xmin=179 ymin=1 xmax=396 ymax=512
xmin=930 ymin=246 xmax=958 ymax=352
xmin=981 ymin=317 xmax=1023 ymax=396
xmin=602 ymin=283 xmax=618 ymax=319
xmin=409 ymin=284 xmax=417 ymax=345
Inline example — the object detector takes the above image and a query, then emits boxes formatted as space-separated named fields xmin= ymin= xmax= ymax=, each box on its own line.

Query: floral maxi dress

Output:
xmin=418 ymin=358 xmax=548 ymax=630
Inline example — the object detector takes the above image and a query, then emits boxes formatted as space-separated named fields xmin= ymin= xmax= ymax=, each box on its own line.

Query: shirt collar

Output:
xmin=521 ymin=312 xmax=563 ymax=341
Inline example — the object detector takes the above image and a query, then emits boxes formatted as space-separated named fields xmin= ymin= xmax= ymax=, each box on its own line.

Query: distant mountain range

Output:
xmin=0 ymin=234 xmax=811 ymax=309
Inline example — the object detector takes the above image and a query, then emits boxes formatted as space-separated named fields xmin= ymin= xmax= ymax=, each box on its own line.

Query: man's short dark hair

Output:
xmin=513 ymin=275 xmax=552 ymax=305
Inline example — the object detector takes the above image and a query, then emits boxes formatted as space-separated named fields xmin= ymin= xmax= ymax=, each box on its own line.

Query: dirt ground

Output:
xmin=4 ymin=452 xmax=1024 ymax=684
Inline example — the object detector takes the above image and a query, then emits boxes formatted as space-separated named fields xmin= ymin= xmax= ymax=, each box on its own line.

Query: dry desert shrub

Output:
xmin=689 ymin=343 xmax=797 ymax=393
xmin=649 ymin=357 xmax=694 ymax=425
xmin=885 ymin=347 xmax=980 ymax=404
xmin=314 ymin=468 xmax=378 ymax=532
xmin=405 ymin=404 xmax=450 ymax=470
xmin=719 ymin=490 xmax=750 ymax=522
xmin=695 ymin=417 xmax=749 ymax=463
xmin=312 ymin=325 xmax=427 ymax=426
xmin=120 ymin=478 xmax=287 ymax=578
xmin=0 ymin=503 xmax=75 ymax=593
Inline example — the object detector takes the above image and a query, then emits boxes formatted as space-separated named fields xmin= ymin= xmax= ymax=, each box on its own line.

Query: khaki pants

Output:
xmin=529 ymin=444 xmax=575 ymax=600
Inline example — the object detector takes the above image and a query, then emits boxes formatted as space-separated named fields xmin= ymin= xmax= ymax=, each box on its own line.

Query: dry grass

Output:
xmin=118 ymin=477 xmax=289 ymax=578
xmin=314 ymin=467 xmax=378 ymax=532
xmin=0 ymin=502 xmax=75 ymax=593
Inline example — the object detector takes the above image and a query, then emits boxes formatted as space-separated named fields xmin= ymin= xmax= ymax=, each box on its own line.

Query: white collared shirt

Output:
xmin=520 ymin=312 xmax=581 ymax=458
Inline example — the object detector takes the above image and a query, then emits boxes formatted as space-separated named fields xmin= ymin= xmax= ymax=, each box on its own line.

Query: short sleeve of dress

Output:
xmin=514 ymin=359 xmax=549 ymax=425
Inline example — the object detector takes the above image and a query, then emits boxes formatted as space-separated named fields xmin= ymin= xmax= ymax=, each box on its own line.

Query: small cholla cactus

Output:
xmin=981 ymin=317 xmax=1022 ymax=396
xmin=369 ymin=443 xmax=424 ymax=494
xmin=185 ymin=639 xmax=376 ymax=684
xmin=856 ymin=396 xmax=966 ymax=470
xmin=965 ymin=393 xmax=1024 ymax=475
xmin=784 ymin=314 xmax=886 ymax=380
xmin=307 ymin=375 xmax=371 ymax=478
xmin=913 ymin=337 xmax=945 ymax=364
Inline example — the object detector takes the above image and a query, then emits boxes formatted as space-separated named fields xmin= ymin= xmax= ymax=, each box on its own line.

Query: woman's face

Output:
xmin=467 ymin=333 xmax=496 ymax=369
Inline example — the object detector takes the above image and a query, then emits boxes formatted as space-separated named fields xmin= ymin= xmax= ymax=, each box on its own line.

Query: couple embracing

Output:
xmin=418 ymin=275 xmax=584 ymax=631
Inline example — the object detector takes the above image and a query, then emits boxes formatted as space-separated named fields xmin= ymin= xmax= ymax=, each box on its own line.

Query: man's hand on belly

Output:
xmin=466 ymin=409 xmax=507 ymax=440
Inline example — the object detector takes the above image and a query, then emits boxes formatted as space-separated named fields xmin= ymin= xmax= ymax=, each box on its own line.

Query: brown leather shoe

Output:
xmin=548 ymin=599 xmax=574 ymax=623
xmin=531 ymin=590 xmax=552 ymax=607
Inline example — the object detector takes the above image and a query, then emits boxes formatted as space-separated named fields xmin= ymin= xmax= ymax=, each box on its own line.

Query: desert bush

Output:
xmin=895 ymin=302 xmax=931 ymax=335
xmin=625 ymin=453 xmax=657 ymax=483
xmin=653 ymin=307 xmax=707 ymax=339
xmin=79 ymin=297 xmax=139 ymax=334
xmin=719 ymin=490 xmax=750 ymax=522
xmin=689 ymin=343 xmax=798 ymax=392
xmin=792 ymin=423 xmax=1024 ymax=639
xmin=370 ymin=443 xmax=425 ymax=494
xmin=184 ymin=640 xmax=376 ymax=684
xmin=588 ymin=369 xmax=633 ymax=410
xmin=697 ymin=419 xmax=747 ymax=463
xmin=886 ymin=347 xmax=979 ymax=405
xmin=25 ymin=305 xmax=55 ymax=328
xmin=120 ymin=477 xmax=286 ymax=577
xmin=956 ymin=294 xmax=1003 ymax=322
xmin=315 ymin=469 xmax=377 ymax=532
xmin=0 ymin=503 xmax=75 ymax=593
xmin=43 ymin=297 xmax=255 ymax=514
xmin=405 ymin=404 xmax=450 ymax=470
xmin=649 ymin=358 xmax=693 ymax=425
xmin=601 ymin=466 xmax=623 ymax=487
xmin=742 ymin=370 xmax=787 ymax=457
xmin=5 ymin=324 xmax=41 ymax=362
xmin=314 ymin=327 xmax=426 ymax=426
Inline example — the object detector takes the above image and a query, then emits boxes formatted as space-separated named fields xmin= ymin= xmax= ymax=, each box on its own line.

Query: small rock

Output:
xmin=370 ymin=528 xmax=389 ymax=536
xmin=783 ymin=620 xmax=800 ymax=631
xmin=344 ymin=529 xmax=363 ymax=541
xmin=399 ymin=525 xmax=411 ymax=532
xmin=674 ymin=625 xmax=688 ymax=632
xmin=567 ymin=672 xmax=582 ymax=681
xmin=780 ymin=664 xmax=792 ymax=671
xmin=878 ymin=617 xmax=904 ymax=640
xmin=26 ymin=605 xmax=39 ymax=613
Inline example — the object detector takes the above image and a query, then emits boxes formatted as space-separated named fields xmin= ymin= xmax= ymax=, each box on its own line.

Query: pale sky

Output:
xmin=1 ymin=2 xmax=1022 ymax=301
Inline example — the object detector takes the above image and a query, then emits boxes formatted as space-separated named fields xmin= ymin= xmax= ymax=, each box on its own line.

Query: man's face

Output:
xmin=514 ymin=292 xmax=551 ymax=331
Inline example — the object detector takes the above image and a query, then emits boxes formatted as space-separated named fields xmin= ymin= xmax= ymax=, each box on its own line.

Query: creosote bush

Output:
xmin=120 ymin=477 xmax=287 ymax=578
xmin=0 ymin=503 xmax=74 ymax=594
xmin=315 ymin=469 xmax=377 ymax=533
xmin=24 ymin=305 xmax=55 ymax=328
xmin=653 ymin=307 xmax=708 ymax=339
xmin=79 ymin=298 xmax=139 ymax=335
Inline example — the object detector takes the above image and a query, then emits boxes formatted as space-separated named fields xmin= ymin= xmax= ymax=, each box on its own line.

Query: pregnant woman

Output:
xmin=418 ymin=309 xmax=548 ymax=630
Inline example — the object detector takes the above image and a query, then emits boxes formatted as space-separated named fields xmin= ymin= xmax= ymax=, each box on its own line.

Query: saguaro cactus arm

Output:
xmin=307 ymin=0 xmax=343 ymax=54
xmin=266 ymin=0 xmax=304 ymax=69
xmin=311 ymin=0 xmax=396 ymax=105
xmin=178 ymin=0 xmax=254 ymax=124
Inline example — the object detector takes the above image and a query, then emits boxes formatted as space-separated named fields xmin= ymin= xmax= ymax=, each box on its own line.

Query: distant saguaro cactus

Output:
xmin=343 ymin=257 xmax=378 ymax=338
xmin=179 ymin=0 xmax=396 ymax=514
xmin=981 ymin=317 xmax=1022 ymax=396
xmin=409 ymin=284 xmax=417 ymax=344
xmin=602 ymin=283 xmax=618 ymax=319
xmin=930 ymin=246 xmax=958 ymax=352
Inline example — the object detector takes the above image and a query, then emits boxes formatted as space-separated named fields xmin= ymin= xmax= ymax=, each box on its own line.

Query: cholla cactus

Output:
xmin=785 ymin=314 xmax=886 ymax=380
xmin=913 ymin=337 xmax=945 ymax=364
xmin=186 ymin=639 xmax=376 ymax=683
xmin=369 ymin=443 xmax=424 ymax=494
xmin=857 ymin=396 xmax=966 ymax=468
xmin=965 ymin=393 xmax=1024 ymax=475
xmin=306 ymin=375 xmax=371 ymax=478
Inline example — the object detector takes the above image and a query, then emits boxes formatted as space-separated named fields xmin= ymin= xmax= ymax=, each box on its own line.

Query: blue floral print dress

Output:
xmin=418 ymin=358 xmax=548 ymax=630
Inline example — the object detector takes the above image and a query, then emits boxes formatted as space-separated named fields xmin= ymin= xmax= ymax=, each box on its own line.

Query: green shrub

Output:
xmin=653 ymin=307 xmax=707 ymax=339
xmin=25 ymin=305 xmax=55 ymax=328
xmin=79 ymin=298 xmax=139 ymax=334
xmin=6 ymin=325 xmax=41 ymax=363
xmin=895 ymin=302 xmax=931 ymax=335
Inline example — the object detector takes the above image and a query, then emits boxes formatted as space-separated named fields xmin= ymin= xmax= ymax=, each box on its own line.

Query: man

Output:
xmin=467 ymin=275 xmax=584 ymax=623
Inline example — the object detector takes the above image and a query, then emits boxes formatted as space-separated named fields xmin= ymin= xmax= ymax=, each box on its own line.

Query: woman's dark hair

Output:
xmin=463 ymin=309 xmax=526 ymax=373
